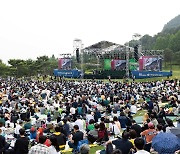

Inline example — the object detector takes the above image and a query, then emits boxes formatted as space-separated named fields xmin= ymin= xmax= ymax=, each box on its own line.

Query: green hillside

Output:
xmin=163 ymin=14 xmax=180 ymax=32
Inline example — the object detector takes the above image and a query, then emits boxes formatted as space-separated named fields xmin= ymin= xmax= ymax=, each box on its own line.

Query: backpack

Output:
xmin=77 ymin=139 xmax=89 ymax=152
xmin=98 ymin=129 xmax=109 ymax=141
xmin=98 ymin=130 xmax=106 ymax=139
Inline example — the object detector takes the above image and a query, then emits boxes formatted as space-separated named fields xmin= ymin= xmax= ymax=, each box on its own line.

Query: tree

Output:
xmin=164 ymin=48 xmax=173 ymax=69
xmin=168 ymin=31 xmax=180 ymax=52
xmin=175 ymin=51 xmax=180 ymax=67
xmin=154 ymin=35 xmax=170 ymax=50
xmin=8 ymin=59 xmax=26 ymax=77
xmin=0 ymin=60 xmax=9 ymax=77
xmin=35 ymin=56 xmax=49 ymax=75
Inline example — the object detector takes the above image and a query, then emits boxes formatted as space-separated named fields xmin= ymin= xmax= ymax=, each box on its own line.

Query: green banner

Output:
xmin=104 ymin=59 xmax=111 ymax=70
xmin=129 ymin=58 xmax=138 ymax=70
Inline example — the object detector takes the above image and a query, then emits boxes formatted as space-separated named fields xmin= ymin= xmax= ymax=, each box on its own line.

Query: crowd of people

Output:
xmin=0 ymin=77 xmax=180 ymax=154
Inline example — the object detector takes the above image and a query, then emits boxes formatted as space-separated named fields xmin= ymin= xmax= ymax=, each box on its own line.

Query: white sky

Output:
xmin=0 ymin=0 xmax=180 ymax=64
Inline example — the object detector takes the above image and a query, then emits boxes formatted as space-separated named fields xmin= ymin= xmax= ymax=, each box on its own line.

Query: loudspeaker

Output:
xmin=134 ymin=45 xmax=138 ymax=61
xmin=76 ymin=48 xmax=80 ymax=63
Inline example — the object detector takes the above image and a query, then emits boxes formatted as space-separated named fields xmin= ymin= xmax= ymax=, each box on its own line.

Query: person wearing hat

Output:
xmin=141 ymin=122 xmax=157 ymax=152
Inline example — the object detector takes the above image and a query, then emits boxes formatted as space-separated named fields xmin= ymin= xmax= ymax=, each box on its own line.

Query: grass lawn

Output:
xmin=133 ymin=109 xmax=147 ymax=118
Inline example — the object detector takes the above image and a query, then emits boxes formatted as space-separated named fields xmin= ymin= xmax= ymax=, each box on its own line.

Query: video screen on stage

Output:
xmin=111 ymin=59 xmax=126 ymax=70
xmin=58 ymin=58 xmax=72 ymax=70
xmin=139 ymin=56 xmax=162 ymax=71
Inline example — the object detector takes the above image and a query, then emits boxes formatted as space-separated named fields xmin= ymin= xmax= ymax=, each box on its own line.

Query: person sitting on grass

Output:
xmin=106 ymin=131 xmax=133 ymax=154
xmin=68 ymin=125 xmax=84 ymax=151
xmin=134 ymin=137 xmax=150 ymax=154
xmin=48 ymin=135 xmax=60 ymax=154
xmin=88 ymin=123 xmax=99 ymax=143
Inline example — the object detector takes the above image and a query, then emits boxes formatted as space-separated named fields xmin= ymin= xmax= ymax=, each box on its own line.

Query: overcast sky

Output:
xmin=0 ymin=0 xmax=180 ymax=64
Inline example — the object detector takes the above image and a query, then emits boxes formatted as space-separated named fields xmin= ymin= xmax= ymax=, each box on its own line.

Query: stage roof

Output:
xmin=83 ymin=41 xmax=125 ymax=54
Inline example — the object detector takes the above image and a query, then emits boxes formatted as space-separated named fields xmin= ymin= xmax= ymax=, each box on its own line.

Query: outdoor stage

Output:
xmin=54 ymin=40 xmax=172 ymax=79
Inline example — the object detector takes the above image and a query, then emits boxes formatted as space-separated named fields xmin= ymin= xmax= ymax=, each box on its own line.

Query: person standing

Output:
xmin=14 ymin=128 xmax=29 ymax=154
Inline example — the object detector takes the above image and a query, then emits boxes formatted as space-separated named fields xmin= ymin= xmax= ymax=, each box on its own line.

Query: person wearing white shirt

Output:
xmin=109 ymin=117 xmax=121 ymax=136
xmin=86 ymin=111 xmax=94 ymax=123
xmin=109 ymin=122 xmax=120 ymax=136
xmin=70 ymin=107 xmax=76 ymax=115
xmin=14 ymin=121 xmax=23 ymax=138
xmin=134 ymin=137 xmax=150 ymax=154
xmin=130 ymin=102 xmax=137 ymax=114
xmin=74 ymin=116 xmax=84 ymax=131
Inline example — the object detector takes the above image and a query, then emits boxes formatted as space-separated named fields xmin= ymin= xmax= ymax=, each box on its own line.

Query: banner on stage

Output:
xmin=139 ymin=56 xmax=162 ymax=71
xmin=58 ymin=58 xmax=72 ymax=69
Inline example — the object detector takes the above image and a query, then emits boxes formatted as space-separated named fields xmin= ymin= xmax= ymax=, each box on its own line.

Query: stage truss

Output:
xmin=71 ymin=40 xmax=164 ymax=78
xmin=82 ymin=46 xmax=164 ymax=78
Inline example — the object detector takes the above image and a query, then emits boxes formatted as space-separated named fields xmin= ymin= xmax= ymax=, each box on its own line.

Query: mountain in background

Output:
xmin=130 ymin=14 xmax=180 ymax=66
xmin=162 ymin=14 xmax=180 ymax=32
xmin=134 ymin=14 xmax=180 ymax=53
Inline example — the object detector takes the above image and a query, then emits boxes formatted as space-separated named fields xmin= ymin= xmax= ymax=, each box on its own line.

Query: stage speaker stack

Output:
xmin=76 ymin=48 xmax=80 ymax=63
xmin=134 ymin=45 xmax=138 ymax=61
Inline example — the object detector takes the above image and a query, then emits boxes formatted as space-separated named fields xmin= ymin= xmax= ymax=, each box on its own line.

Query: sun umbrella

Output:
xmin=170 ymin=127 xmax=180 ymax=138
xmin=152 ymin=132 xmax=180 ymax=154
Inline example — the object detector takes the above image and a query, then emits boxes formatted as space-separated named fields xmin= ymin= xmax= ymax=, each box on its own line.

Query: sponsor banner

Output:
xmin=131 ymin=71 xmax=172 ymax=79
xmin=54 ymin=69 xmax=82 ymax=78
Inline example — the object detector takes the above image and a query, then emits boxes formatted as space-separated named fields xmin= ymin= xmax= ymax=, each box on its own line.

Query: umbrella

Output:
xmin=170 ymin=127 xmax=180 ymax=138
xmin=152 ymin=132 xmax=180 ymax=154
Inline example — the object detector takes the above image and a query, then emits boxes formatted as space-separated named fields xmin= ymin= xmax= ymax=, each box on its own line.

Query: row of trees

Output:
xmin=0 ymin=54 xmax=100 ymax=77
xmin=0 ymin=55 xmax=57 ymax=77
